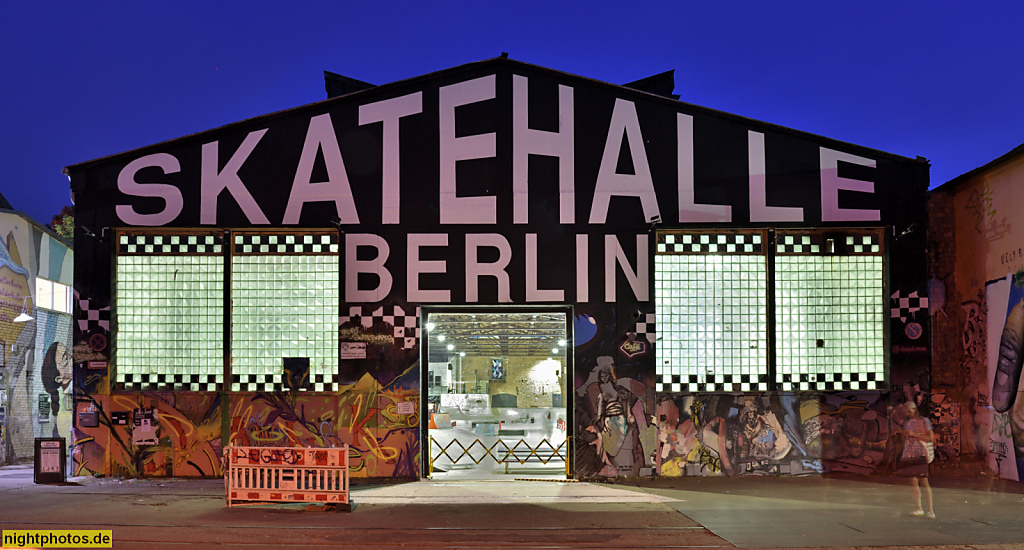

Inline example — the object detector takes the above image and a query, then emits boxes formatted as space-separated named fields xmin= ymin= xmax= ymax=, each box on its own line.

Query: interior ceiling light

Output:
xmin=438 ymin=334 xmax=446 ymax=341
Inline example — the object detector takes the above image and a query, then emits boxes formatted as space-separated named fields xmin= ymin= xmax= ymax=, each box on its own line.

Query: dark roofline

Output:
xmin=65 ymin=56 xmax=925 ymax=175
xmin=0 ymin=207 xmax=74 ymax=248
xmin=931 ymin=142 xmax=1024 ymax=193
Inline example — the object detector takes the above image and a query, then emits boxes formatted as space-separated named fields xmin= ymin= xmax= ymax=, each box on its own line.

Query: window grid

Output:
xmin=655 ymin=228 xmax=886 ymax=393
xmin=655 ymin=231 xmax=769 ymax=393
xmin=115 ymin=253 xmax=224 ymax=391
xmin=231 ymin=254 xmax=339 ymax=391
xmin=774 ymin=255 xmax=885 ymax=391
xmin=114 ymin=230 xmax=340 ymax=393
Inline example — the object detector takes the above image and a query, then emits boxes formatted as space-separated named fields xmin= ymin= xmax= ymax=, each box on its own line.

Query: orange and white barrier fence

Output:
xmin=224 ymin=445 xmax=349 ymax=508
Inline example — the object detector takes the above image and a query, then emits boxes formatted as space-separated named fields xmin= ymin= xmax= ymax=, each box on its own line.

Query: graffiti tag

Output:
xmin=962 ymin=301 xmax=984 ymax=358
xmin=992 ymin=413 xmax=1011 ymax=438
xmin=235 ymin=447 xmax=303 ymax=465
xmin=966 ymin=182 xmax=995 ymax=234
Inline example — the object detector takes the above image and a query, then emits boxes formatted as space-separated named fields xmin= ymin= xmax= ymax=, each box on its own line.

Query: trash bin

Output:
xmin=34 ymin=437 xmax=66 ymax=484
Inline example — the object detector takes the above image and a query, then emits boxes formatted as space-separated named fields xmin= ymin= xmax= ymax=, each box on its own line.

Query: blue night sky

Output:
xmin=1 ymin=1 xmax=1022 ymax=228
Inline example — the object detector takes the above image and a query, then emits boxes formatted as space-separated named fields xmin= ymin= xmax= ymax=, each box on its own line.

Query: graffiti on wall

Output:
xmin=651 ymin=393 xmax=950 ymax=477
xmin=572 ymin=304 xmax=657 ymax=479
xmin=988 ymin=273 xmax=1024 ymax=480
xmin=966 ymin=181 xmax=997 ymax=235
xmin=228 ymin=371 xmax=420 ymax=478
xmin=74 ymin=373 xmax=422 ymax=479
xmin=576 ymin=355 xmax=654 ymax=477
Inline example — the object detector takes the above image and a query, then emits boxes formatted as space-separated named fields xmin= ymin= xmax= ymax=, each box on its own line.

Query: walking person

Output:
xmin=899 ymin=401 xmax=935 ymax=519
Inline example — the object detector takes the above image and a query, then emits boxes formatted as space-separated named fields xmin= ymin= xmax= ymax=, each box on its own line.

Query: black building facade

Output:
xmin=66 ymin=58 xmax=930 ymax=480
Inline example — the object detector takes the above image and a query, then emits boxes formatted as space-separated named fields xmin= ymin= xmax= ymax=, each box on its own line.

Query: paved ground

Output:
xmin=1 ymin=463 xmax=1022 ymax=549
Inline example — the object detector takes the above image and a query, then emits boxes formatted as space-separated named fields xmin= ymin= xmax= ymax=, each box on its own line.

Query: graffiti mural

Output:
xmin=651 ymin=393 xmax=946 ymax=477
xmin=573 ymin=305 xmax=657 ymax=479
xmin=72 ymin=300 xmax=422 ymax=479
xmin=984 ymin=273 xmax=1024 ymax=480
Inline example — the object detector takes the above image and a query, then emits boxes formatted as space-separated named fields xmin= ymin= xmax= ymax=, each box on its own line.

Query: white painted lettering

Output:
xmin=604 ymin=234 xmax=648 ymax=302
xmin=576 ymin=234 xmax=589 ymax=303
xmin=283 ymin=113 xmax=360 ymax=225
xmin=820 ymin=147 xmax=880 ymax=221
xmin=465 ymin=233 xmax=512 ymax=303
xmin=345 ymin=233 xmax=392 ymax=302
xmin=525 ymin=233 xmax=564 ymax=302
xmin=407 ymin=233 xmax=451 ymax=303
xmin=748 ymin=130 xmax=803 ymax=222
xmin=589 ymin=99 xmax=660 ymax=224
xmin=358 ymin=92 xmax=424 ymax=224
xmin=201 ymin=130 xmax=270 ymax=225
xmin=512 ymin=75 xmax=575 ymax=224
xmin=439 ymin=76 xmax=497 ymax=224
xmin=116 ymin=153 xmax=183 ymax=226
xmin=677 ymin=113 xmax=731 ymax=222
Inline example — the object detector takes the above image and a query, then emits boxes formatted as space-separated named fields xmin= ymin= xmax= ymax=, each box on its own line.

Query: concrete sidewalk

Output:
xmin=1 ymin=463 xmax=1022 ymax=549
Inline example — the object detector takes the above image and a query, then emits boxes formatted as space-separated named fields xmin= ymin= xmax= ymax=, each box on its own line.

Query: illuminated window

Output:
xmin=113 ymin=230 xmax=339 ymax=392
xmin=35 ymin=278 xmax=72 ymax=314
xmin=115 ymin=234 xmax=224 ymax=391
xmin=655 ymin=229 xmax=885 ymax=393
xmin=774 ymin=231 xmax=885 ymax=391
xmin=230 ymin=232 xmax=339 ymax=391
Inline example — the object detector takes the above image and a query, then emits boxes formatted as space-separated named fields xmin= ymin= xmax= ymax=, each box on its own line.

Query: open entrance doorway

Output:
xmin=422 ymin=307 xmax=572 ymax=480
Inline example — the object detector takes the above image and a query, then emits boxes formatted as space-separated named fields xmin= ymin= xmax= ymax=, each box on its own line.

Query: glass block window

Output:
xmin=774 ymin=231 xmax=885 ymax=391
xmin=115 ymin=233 xmax=224 ymax=391
xmin=231 ymin=232 xmax=339 ymax=391
xmin=655 ymin=231 xmax=769 ymax=392
xmin=114 ymin=230 xmax=340 ymax=393
xmin=655 ymin=228 xmax=886 ymax=393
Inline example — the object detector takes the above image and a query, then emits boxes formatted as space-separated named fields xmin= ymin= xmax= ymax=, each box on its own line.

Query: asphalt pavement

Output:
xmin=1 ymin=463 xmax=1022 ymax=549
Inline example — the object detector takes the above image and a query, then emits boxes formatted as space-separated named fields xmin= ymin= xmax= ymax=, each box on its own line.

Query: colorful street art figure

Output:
xmin=578 ymin=356 xmax=650 ymax=476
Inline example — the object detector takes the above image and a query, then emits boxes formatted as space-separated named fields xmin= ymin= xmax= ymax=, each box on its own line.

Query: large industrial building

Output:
xmin=65 ymin=57 xmax=941 ymax=481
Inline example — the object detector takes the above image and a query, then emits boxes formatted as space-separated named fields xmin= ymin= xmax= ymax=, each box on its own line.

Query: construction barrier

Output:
xmin=430 ymin=436 xmax=571 ymax=477
xmin=224 ymin=445 xmax=349 ymax=508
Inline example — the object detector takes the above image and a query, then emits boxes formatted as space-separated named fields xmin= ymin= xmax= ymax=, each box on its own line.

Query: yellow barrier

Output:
xmin=224 ymin=445 xmax=349 ymax=507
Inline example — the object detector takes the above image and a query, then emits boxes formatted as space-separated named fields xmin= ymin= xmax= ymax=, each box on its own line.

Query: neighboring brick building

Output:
xmin=929 ymin=143 xmax=1024 ymax=480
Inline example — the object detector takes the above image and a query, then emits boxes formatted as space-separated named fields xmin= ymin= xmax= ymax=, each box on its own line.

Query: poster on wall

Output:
xmin=132 ymin=408 xmax=158 ymax=446
xmin=38 ymin=394 xmax=50 ymax=422
xmin=491 ymin=359 xmax=504 ymax=380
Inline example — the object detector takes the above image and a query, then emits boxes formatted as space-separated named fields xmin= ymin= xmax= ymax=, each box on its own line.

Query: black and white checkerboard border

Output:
xmin=657 ymin=232 xmax=763 ymax=254
xmin=231 ymin=373 xmax=340 ymax=392
xmin=655 ymin=371 xmax=881 ymax=392
xmin=774 ymin=233 xmax=881 ymax=255
xmin=890 ymin=290 xmax=928 ymax=322
xmin=233 ymin=233 xmax=339 ymax=255
xmin=117 ymin=373 xmax=219 ymax=392
xmin=656 ymin=373 xmax=769 ymax=393
xmin=119 ymin=234 xmax=223 ymax=255
xmin=339 ymin=305 xmax=420 ymax=349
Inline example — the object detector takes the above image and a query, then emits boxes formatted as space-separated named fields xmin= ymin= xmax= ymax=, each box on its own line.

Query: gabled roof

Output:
xmin=932 ymin=142 xmax=1024 ymax=192
xmin=65 ymin=56 xmax=923 ymax=175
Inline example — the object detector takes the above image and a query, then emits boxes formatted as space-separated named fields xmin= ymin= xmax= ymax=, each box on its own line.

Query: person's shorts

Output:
xmin=897 ymin=455 xmax=929 ymax=477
